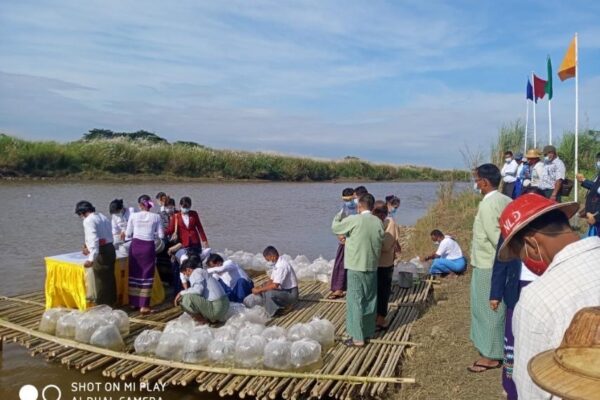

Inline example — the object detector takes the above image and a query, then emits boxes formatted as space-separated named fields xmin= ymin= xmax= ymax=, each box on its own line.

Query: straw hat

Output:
xmin=497 ymin=194 xmax=579 ymax=261
xmin=529 ymin=307 xmax=600 ymax=399
xmin=525 ymin=149 xmax=542 ymax=159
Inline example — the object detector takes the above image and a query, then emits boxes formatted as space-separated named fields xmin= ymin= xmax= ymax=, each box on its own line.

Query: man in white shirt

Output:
xmin=175 ymin=258 xmax=230 ymax=324
xmin=497 ymin=193 xmax=600 ymax=399
xmin=539 ymin=145 xmax=567 ymax=201
xmin=501 ymin=151 xmax=519 ymax=197
xmin=524 ymin=149 xmax=544 ymax=188
xmin=76 ymin=200 xmax=117 ymax=306
xmin=206 ymin=253 xmax=254 ymax=303
xmin=243 ymin=246 xmax=299 ymax=316
xmin=424 ymin=229 xmax=466 ymax=275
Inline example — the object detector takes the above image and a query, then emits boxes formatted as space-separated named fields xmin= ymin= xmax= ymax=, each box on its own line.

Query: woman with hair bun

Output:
xmin=125 ymin=194 xmax=164 ymax=314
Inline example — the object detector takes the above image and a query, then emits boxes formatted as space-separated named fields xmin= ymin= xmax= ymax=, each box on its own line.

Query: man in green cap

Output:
xmin=539 ymin=145 xmax=566 ymax=202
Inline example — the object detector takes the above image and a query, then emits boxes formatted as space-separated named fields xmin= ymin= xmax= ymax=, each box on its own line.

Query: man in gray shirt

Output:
xmin=539 ymin=145 xmax=567 ymax=202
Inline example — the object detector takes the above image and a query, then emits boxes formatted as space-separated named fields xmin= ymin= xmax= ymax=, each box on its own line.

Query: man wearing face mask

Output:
xmin=165 ymin=196 xmax=209 ymax=259
xmin=467 ymin=163 xmax=512 ymax=373
xmin=328 ymin=188 xmax=357 ymax=300
xmin=497 ymin=193 xmax=600 ymax=399
xmin=576 ymin=152 xmax=600 ymax=237
xmin=501 ymin=151 xmax=519 ymax=197
xmin=539 ymin=145 xmax=566 ymax=201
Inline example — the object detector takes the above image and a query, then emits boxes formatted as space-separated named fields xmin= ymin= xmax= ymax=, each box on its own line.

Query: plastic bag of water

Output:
xmin=155 ymin=331 xmax=187 ymax=361
xmin=308 ymin=318 xmax=335 ymax=347
xmin=263 ymin=338 xmax=292 ymax=370
xmin=207 ymin=339 xmax=236 ymax=364
xmin=290 ymin=339 xmax=322 ymax=368
xmin=287 ymin=323 xmax=318 ymax=342
xmin=235 ymin=335 xmax=266 ymax=368
xmin=182 ymin=326 xmax=214 ymax=363
xmin=262 ymin=326 xmax=287 ymax=342
xmin=90 ymin=324 xmax=124 ymax=351
xmin=39 ymin=308 xmax=68 ymax=335
xmin=107 ymin=309 xmax=130 ymax=335
xmin=75 ymin=313 xmax=108 ymax=343
xmin=134 ymin=330 xmax=162 ymax=355
xmin=55 ymin=311 xmax=82 ymax=339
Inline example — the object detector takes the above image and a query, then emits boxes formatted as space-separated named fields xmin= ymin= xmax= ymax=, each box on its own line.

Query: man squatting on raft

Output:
xmin=243 ymin=246 xmax=299 ymax=317
xmin=175 ymin=255 xmax=230 ymax=324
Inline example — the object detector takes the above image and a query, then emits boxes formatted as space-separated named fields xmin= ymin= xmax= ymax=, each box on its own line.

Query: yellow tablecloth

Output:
xmin=45 ymin=252 xmax=165 ymax=310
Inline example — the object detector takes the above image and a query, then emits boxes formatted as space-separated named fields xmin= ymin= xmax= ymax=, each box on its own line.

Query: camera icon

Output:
xmin=19 ymin=384 xmax=61 ymax=400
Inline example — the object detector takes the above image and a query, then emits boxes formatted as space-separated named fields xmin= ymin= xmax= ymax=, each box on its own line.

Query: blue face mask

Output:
xmin=181 ymin=208 xmax=190 ymax=214
xmin=389 ymin=207 xmax=398 ymax=216
xmin=353 ymin=198 xmax=359 ymax=205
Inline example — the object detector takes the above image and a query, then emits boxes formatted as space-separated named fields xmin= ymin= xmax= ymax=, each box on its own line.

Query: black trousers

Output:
xmin=377 ymin=267 xmax=394 ymax=317
xmin=502 ymin=181 xmax=516 ymax=198
xmin=93 ymin=243 xmax=117 ymax=306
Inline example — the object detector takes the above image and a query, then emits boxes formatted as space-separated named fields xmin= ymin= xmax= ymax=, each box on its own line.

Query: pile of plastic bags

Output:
xmin=393 ymin=257 xmax=426 ymax=287
xmin=132 ymin=305 xmax=334 ymax=371
xmin=41 ymin=305 xmax=129 ymax=351
xmin=222 ymin=249 xmax=334 ymax=283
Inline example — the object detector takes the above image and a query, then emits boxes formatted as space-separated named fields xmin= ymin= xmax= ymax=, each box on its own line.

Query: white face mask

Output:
xmin=181 ymin=208 xmax=190 ymax=214
xmin=266 ymin=261 xmax=275 ymax=268
xmin=505 ymin=157 xmax=512 ymax=163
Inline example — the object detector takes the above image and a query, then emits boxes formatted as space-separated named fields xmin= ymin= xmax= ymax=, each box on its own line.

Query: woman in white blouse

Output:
xmin=125 ymin=194 xmax=164 ymax=314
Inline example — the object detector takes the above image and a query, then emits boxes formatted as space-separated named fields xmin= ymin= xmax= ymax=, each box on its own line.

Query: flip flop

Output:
xmin=326 ymin=293 xmax=345 ymax=300
xmin=375 ymin=325 xmax=389 ymax=333
xmin=466 ymin=361 xmax=502 ymax=373
xmin=343 ymin=338 xmax=365 ymax=348
xmin=139 ymin=309 xmax=157 ymax=315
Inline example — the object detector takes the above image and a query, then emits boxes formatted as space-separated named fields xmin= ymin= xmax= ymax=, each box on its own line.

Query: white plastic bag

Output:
xmin=75 ymin=314 xmax=108 ymax=343
xmin=182 ymin=326 xmax=214 ymax=363
xmin=290 ymin=339 xmax=322 ymax=368
xmin=134 ymin=330 xmax=162 ymax=355
xmin=213 ymin=325 xmax=238 ymax=341
xmin=262 ymin=326 xmax=287 ymax=342
xmin=90 ymin=324 xmax=124 ymax=351
xmin=237 ymin=323 xmax=266 ymax=340
xmin=39 ymin=308 xmax=68 ymax=335
xmin=86 ymin=305 xmax=113 ymax=315
xmin=155 ymin=331 xmax=187 ymax=361
xmin=55 ymin=311 xmax=82 ymax=339
xmin=207 ymin=339 xmax=236 ymax=364
xmin=287 ymin=323 xmax=318 ymax=342
xmin=223 ymin=302 xmax=246 ymax=321
xmin=235 ymin=335 xmax=266 ymax=368
xmin=164 ymin=313 xmax=195 ymax=335
xmin=308 ymin=318 xmax=335 ymax=347
xmin=107 ymin=309 xmax=130 ymax=335
xmin=244 ymin=306 xmax=270 ymax=325
xmin=263 ymin=338 xmax=292 ymax=370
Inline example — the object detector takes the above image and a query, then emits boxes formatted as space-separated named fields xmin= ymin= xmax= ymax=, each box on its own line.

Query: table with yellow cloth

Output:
xmin=45 ymin=251 xmax=165 ymax=310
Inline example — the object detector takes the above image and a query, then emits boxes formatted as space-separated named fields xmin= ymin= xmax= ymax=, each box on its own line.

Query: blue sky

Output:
xmin=1 ymin=0 xmax=600 ymax=168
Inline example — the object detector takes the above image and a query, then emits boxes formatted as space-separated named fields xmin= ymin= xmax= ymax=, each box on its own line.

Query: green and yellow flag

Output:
xmin=545 ymin=57 xmax=553 ymax=100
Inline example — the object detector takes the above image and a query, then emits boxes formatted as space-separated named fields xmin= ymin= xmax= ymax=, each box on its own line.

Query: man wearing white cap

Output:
xmin=497 ymin=193 xmax=600 ymax=399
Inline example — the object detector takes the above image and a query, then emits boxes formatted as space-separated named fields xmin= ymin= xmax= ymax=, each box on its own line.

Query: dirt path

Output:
xmin=396 ymin=272 xmax=504 ymax=400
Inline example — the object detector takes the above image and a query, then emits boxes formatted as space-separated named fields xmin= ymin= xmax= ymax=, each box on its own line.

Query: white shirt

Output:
xmin=530 ymin=161 xmax=544 ymax=187
xmin=125 ymin=211 xmax=164 ymax=241
xmin=207 ymin=260 xmax=249 ymax=288
xmin=180 ymin=267 xmax=226 ymax=301
xmin=182 ymin=213 xmax=190 ymax=228
xmin=111 ymin=207 xmax=135 ymax=243
xmin=83 ymin=212 xmax=113 ymax=262
xmin=435 ymin=236 xmax=463 ymax=260
xmin=539 ymin=157 xmax=567 ymax=190
xmin=512 ymin=237 xmax=600 ymax=400
xmin=270 ymin=257 xmax=298 ymax=290
xmin=519 ymin=262 xmax=538 ymax=282
xmin=501 ymin=159 xmax=519 ymax=183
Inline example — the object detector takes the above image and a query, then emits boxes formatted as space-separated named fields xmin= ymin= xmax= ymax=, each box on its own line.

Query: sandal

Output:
xmin=139 ymin=308 xmax=157 ymax=315
xmin=326 ymin=292 xmax=345 ymax=300
xmin=467 ymin=361 xmax=502 ymax=373
xmin=343 ymin=338 xmax=365 ymax=348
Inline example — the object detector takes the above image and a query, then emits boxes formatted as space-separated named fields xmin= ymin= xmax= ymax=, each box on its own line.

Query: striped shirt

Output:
xmin=512 ymin=236 xmax=600 ymax=399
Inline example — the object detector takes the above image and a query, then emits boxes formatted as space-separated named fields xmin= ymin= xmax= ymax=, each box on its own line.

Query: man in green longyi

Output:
xmin=331 ymin=193 xmax=384 ymax=347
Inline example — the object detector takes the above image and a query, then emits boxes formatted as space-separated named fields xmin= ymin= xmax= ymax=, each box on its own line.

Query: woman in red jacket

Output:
xmin=165 ymin=196 xmax=209 ymax=259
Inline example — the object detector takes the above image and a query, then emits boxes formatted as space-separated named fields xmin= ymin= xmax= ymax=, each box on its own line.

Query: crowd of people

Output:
xmin=71 ymin=148 xmax=600 ymax=398
xmin=466 ymin=148 xmax=600 ymax=399
xmin=75 ymin=192 xmax=299 ymax=324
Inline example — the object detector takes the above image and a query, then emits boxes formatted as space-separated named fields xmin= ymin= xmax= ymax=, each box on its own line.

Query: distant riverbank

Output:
xmin=0 ymin=134 xmax=469 ymax=182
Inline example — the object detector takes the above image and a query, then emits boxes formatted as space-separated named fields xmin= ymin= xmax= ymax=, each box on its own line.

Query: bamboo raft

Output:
xmin=0 ymin=276 xmax=434 ymax=400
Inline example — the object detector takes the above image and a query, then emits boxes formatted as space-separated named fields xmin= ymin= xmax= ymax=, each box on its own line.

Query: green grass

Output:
xmin=0 ymin=134 xmax=469 ymax=182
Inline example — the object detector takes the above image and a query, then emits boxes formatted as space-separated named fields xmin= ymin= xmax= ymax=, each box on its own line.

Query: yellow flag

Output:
xmin=558 ymin=35 xmax=576 ymax=81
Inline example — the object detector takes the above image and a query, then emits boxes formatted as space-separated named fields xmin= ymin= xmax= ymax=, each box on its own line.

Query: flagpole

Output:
xmin=574 ymin=33 xmax=579 ymax=202
xmin=525 ymin=97 xmax=529 ymax=154
xmin=548 ymin=99 xmax=552 ymax=145
xmin=532 ymin=71 xmax=537 ymax=148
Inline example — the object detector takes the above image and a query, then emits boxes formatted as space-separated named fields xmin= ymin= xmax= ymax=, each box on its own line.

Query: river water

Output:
xmin=0 ymin=181 xmax=462 ymax=400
